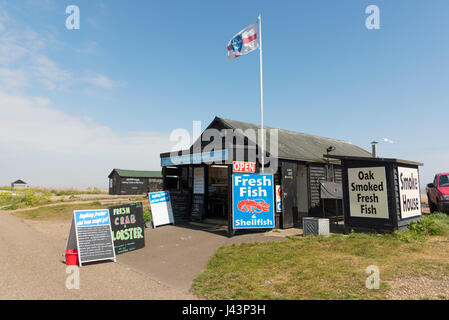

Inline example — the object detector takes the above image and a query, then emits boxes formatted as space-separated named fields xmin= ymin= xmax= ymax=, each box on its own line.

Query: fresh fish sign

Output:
xmin=232 ymin=174 xmax=275 ymax=229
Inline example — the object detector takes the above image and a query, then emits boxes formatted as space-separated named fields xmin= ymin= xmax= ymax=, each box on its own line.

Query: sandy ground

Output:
xmin=0 ymin=210 xmax=195 ymax=299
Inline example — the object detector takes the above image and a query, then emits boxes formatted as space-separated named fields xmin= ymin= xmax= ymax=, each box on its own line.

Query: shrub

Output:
xmin=407 ymin=213 xmax=449 ymax=237
xmin=1 ymin=189 xmax=51 ymax=210
xmin=143 ymin=208 xmax=152 ymax=222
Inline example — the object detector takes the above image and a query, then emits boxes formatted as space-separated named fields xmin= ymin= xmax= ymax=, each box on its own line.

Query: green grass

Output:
xmin=0 ymin=189 xmax=51 ymax=210
xmin=39 ymin=187 xmax=107 ymax=196
xmin=0 ymin=186 xmax=107 ymax=197
xmin=192 ymin=213 xmax=449 ymax=300
xmin=11 ymin=202 xmax=117 ymax=221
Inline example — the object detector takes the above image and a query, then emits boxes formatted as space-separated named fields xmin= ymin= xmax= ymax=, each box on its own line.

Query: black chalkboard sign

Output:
xmin=191 ymin=194 xmax=204 ymax=220
xmin=108 ymin=202 xmax=145 ymax=255
xmin=169 ymin=190 xmax=191 ymax=221
xmin=65 ymin=209 xmax=116 ymax=266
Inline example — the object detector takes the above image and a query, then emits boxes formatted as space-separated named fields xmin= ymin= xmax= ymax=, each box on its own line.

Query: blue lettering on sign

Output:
xmin=232 ymin=174 xmax=275 ymax=229
xmin=74 ymin=209 xmax=110 ymax=227
xmin=161 ymin=150 xmax=228 ymax=167
xmin=149 ymin=191 xmax=170 ymax=204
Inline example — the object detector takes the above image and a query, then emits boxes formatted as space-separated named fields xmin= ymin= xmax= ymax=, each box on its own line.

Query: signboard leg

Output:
xmin=228 ymin=164 xmax=234 ymax=238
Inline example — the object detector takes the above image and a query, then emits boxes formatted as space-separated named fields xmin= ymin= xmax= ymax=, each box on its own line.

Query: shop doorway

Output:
xmin=297 ymin=164 xmax=309 ymax=218
xmin=205 ymin=165 xmax=229 ymax=223
xmin=281 ymin=162 xmax=298 ymax=228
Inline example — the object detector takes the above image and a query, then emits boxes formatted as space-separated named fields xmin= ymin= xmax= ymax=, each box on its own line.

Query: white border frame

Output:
xmin=232 ymin=173 xmax=275 ymax=229
xmin=73 ymin=209 xmax=116 ymax=266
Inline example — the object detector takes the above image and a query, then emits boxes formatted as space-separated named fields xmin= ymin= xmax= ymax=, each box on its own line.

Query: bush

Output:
xmin=1 ymin=189 xmax=51 ymax=210
xmin=143 ymin=208 xmax=152 ymax=222
xmin=407 ymin=213 xmax=449 ymax=237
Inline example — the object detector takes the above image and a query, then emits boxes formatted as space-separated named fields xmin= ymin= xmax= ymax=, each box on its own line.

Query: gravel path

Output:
xmin=386 ymin=275 xmax=449 ymax=300
xmin=0 ymin=210 xmax=195 ymax=300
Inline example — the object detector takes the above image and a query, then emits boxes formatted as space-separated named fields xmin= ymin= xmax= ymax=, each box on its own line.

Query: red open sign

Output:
xmin=233 ymin=161 xmax=256 ymax=173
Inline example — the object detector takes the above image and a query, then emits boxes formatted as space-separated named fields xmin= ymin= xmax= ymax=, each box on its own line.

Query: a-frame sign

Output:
xmin=65 ymin=209 xmax=116 ymax=266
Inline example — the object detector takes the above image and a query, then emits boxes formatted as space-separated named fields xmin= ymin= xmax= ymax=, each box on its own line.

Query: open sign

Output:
xmin=233 ymin=161 xmax=256 ymax=173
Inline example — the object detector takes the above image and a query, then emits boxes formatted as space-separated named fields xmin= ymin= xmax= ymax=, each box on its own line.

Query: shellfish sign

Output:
xmin=232 ymin=174 xmax=275 ymax=229
xmin=348 ymin=167 xmax=389 ymax=219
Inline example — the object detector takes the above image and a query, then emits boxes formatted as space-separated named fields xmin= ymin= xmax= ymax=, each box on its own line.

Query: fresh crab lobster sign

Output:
xmin=232 ymin=174 xmax=275 ymax=229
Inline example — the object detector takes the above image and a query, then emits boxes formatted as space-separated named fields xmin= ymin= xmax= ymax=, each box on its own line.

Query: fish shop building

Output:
xmin=108 ymin=169 xmax=162 ymax=195
xmin=159 ymin=117 xmax=372 ymax=230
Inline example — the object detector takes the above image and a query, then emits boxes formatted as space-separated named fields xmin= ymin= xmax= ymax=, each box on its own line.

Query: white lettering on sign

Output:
xmin=233 ymin=161 xmax=256 ymax=173
xmin=234 ymin=175 xmax=272 ymax=197
xmin=398 ymin=167 xmax=421 ymax=219
xmin=348 ymin=167 xmax=389 ymax=219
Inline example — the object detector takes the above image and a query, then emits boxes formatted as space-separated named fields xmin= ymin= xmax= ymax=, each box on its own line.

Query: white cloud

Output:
xmin=32 ymin=55 xmax=72 ymax=90
xmin=74 ymin=41 xmax=100 ymax=55
xmin=0 ymin=9 xmax=115 ymax=92
xmin=86 ymin=72 xmax=119 ymax=89
xmin=0 ymin=67 xmax=28 ymax=89
xmin=0 ymin=17 xmax=71 ymax=90
xmin=0 ymin=91 xmax=171 ymax=188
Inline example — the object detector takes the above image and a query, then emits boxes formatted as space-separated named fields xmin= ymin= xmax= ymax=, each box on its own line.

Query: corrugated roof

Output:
xmin=217 ymin=117 xmax=371 ymax=163
xmin=109 ymin=169 xmax=162 ymax=178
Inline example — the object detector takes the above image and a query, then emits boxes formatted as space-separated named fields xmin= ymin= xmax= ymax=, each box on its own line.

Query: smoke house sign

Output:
xmin=348 ymin=167 xmax=389 ymax=219
xmin=398 ymin=167 xmax=421 ymax=219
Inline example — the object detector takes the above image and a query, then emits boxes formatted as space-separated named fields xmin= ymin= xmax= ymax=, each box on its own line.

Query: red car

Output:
xmin=426 ymin=173 xmax=449 ymax=213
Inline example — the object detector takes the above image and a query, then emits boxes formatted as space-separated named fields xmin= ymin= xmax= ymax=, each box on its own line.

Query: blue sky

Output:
xmin=0 ymin=0 xmax=448 ymax=188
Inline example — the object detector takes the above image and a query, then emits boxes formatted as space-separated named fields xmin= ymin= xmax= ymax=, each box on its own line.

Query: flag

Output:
xmin=227 ymin=21 xmax=259 ymax=60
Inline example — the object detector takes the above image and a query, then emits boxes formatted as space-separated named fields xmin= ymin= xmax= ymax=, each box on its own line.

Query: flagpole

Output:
xmin=258 ymin=13 xmax=264 ymax=173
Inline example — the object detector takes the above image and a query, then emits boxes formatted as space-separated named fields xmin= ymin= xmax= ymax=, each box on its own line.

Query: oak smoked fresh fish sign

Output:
xmin=348 ymin=167 xmax=389 ymax=219
xmin=232 ymin=174 xmax=275 ymax=229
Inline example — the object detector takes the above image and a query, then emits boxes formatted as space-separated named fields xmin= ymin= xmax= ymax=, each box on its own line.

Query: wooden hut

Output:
xmin=108 ymin=169 xmax=162 ymax=195
xmin=11 ymin=180 xmax=28 ymax=190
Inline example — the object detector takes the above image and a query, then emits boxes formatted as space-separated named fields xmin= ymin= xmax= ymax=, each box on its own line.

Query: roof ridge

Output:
xmin=218 ymin=117 xmax=356 ymax=145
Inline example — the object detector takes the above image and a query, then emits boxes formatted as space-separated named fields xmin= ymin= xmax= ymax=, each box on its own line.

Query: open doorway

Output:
xmin=205 ymin=165 xmax=229 ymax=224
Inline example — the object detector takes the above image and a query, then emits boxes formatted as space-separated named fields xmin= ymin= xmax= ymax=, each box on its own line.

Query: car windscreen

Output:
xmin=439 ymin=174 xmax=449 ymax=187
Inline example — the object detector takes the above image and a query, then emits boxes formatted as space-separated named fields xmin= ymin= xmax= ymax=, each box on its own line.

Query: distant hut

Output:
xmin=108 ymin=169 xmax=162 ymax=195
xmin=11 ymin=180 xmax=28 ymax=190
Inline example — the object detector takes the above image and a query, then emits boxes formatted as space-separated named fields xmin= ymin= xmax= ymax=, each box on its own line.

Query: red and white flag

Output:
xmin=227 ymin=22 xmax=259 ymax=60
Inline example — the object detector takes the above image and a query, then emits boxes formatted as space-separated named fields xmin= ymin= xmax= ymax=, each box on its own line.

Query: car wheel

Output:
xmin=429 ymin=200 xmax=436 ymax=213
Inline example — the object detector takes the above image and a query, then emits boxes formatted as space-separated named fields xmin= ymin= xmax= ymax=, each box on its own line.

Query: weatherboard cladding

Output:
xmin=309 ymin=165 xmax=326 ymax=208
